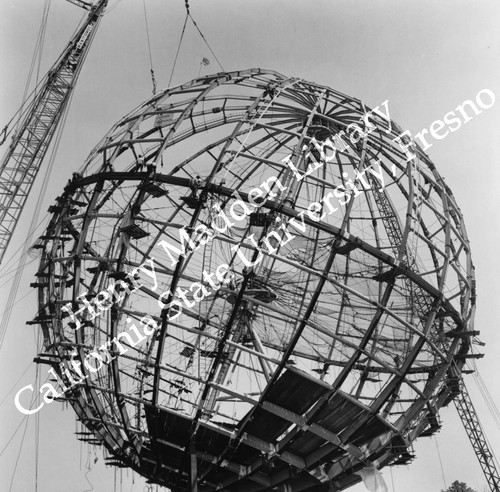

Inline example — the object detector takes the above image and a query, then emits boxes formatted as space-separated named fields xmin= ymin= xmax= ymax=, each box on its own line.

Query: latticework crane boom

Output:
xmin=0 ymin=0 xmax=107 ymax=265
xmin=454 ymin=379 xmax=500 ymax=492
xmin=367 ymin=152 xmax=500 ymax=489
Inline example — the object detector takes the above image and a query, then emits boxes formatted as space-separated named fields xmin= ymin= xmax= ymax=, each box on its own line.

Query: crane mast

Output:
xmin=0 ymin=0 xmax=107 ymax=265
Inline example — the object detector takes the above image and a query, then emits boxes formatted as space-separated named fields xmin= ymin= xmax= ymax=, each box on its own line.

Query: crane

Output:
xmin=2 ymin=1 xmax=498 ymax=490
xmin=454 ymin=379 xmax=500 ymax=491
xmin=362 ymin=135 xmax=500 ymax=491
xmin=0 ymin=0 xmax=107 ymax=265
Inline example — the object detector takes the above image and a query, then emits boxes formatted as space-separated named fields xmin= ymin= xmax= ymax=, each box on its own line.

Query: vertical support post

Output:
xmin=190 ymin=438 xmax=198 ymax=492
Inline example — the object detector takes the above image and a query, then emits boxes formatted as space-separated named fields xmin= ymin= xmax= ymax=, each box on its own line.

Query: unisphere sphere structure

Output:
xmin=34 ymin=69 xmax=475 ymax=491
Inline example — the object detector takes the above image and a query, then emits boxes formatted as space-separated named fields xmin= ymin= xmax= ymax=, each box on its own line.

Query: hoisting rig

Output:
xmin=0 ymin=1 xmax=498 ymax=490
xmin=0 ymin=0 xmax=107 ymax=265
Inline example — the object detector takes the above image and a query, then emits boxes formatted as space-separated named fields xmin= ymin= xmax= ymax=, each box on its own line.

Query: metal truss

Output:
xmin=0 ymin=0 xmax=107 ymax=264
xmin=454 ymin=379 xmax=500 ymax=492
xmin=31 ymin=69 xmax=476 ymax=491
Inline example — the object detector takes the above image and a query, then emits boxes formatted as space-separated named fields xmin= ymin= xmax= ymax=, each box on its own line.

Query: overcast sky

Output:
xmin=1 ymin=1 xmax=499 ymax=491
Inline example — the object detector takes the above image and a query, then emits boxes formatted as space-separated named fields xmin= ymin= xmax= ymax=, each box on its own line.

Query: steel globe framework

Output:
xmin=33 ymin=69 xmax=475 ymax=491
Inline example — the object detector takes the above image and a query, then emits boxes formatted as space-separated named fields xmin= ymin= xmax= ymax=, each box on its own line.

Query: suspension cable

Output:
xmin=168 ymin=0 xmax=225 ymax=87
xmin=0 ymin=0 xmax=53 ymax=349
xmin=142 ymin=0 xmax=157 ymax=95
xmin=168 ymin=12 xmax=189 ymax=87
xmin=34 ymin=329 xmax=41 ymax=492
xmin=0 ymin=361 xmax=33 ymax=408
xmin=20 ymin=0 xmax=52 ymax=119
xmin=434 ymin=435 xmax=447 ymax=490
xmin=1 ymin=0 xmax=51 ymax=147
xmin=8 ymin=417 xmax=30 ymax=492
xmin=186 ymin=4 xmax=224 ymax=71
xmin=471 ymin=359 xmax=500 ymax=431
xmin=0 ymin=89 xmax=70 ymax=351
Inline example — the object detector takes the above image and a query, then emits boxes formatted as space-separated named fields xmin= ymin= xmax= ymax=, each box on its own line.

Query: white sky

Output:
xmin=0 ymin=1 xmax=499 ymax=491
